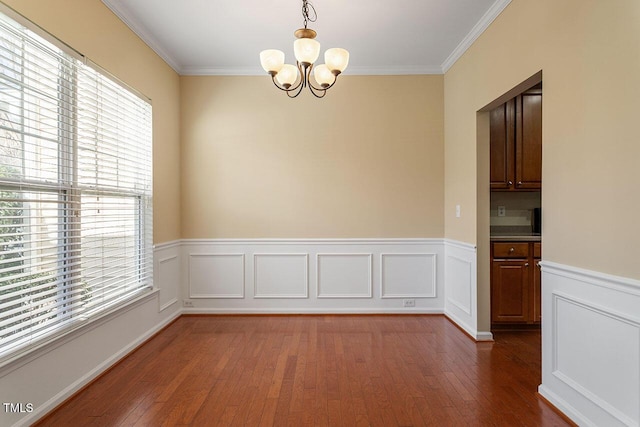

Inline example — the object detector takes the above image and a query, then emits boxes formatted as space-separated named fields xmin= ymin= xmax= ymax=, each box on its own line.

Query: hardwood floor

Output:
xmin=36 ymin=315 xmax=572 ymax=426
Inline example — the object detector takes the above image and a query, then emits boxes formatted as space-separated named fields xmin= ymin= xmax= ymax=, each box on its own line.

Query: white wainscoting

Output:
xmin=189 ymin=254 xmax=245 ymax=298
xmin=539 ymin=261 xmax=640 ymax=427
xmin=254 ymin=253 xmax=309 ymax=298
xmin=317 ymin=254 xmax=372 ymax=298
xmin=154 ymin=240 xmax=181 ymax=311
xmin=180 ymin=239 xmax=446 ymax=313
xmin=443 ymin=240 xmax=489 ymax=340
xmin=381 ymin=253 xmax=436 ymax=298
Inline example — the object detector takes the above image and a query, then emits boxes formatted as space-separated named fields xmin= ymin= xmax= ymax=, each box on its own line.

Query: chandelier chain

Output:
xmin=302 ymin=0 xmax=317 ymax=29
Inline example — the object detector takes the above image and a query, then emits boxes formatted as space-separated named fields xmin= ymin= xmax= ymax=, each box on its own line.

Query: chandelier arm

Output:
xmin=307 ymin=85 xmax=327 ymax=98
xmin=308 ymin=74 xmax=339 ymax=92
xmin=286 ymin=82 xmax=305 ymax=98
xmin=299 ymin=61 xmax=309 ymax=88
xmin=270 ymin=72 xmax=303 ymax=93
xmin=284 ymin=62 xmax=309 ymax=98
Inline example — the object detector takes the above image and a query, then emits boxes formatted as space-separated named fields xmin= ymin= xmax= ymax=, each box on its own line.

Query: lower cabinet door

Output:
xmin=491 ymin=260 xmax=529 ymax=323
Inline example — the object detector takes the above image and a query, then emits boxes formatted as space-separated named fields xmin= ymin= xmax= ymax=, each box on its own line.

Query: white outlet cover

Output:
xmin=498 ymin=206 xmax=506 ymax=217
xmin=455 ymin=204 xmax=461 ymax=218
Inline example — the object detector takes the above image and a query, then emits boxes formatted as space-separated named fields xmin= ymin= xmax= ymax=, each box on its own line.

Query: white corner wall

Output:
xmin=539 ymin=261 xmax=640 ymax=427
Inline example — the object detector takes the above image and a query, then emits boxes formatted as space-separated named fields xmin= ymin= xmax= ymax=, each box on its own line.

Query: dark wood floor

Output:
xmin=36 ymin=315 xmax=572 ymax=426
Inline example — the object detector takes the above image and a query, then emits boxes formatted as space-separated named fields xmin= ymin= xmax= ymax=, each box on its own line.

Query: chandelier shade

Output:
xmin=275 ymin=64 xmax=298 ymax=88
xmin=259 ymin=49 xmax=285 ymax=73
xmin=325 ymin=48 xmax=349 ymax=73
xmin=259 ymin=0 xmax=349 ymax=98
xmin=293 ymin=38 xmax=320 ymax=65
xmin=313 ymin=64 xmax=334 ymax=87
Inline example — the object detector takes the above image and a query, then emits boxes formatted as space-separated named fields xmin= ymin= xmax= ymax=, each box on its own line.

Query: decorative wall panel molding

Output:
xmin=253 ymin=253 xmax=309 ymax=298
xmin=178 ymin=238 xmax=447 ymax=313
xmin=188 ymin=253 xmax=245 ymax=298
xmin=156 ymin=254 xmax=179 ymax=311
xmin=317 ymin=253 xmax=372 ymax=298
xmin=540 ymin=261 xmax=640 ymax=427
xmin=380 ymin=253 xmax=437 ymax=298
xmin=445 ymin=255 xmax=472 ymax=315
xmin=154 ymin=240 xmax=181 ymax=312
xmin=443 ymin=240 xmax=486 ymax=341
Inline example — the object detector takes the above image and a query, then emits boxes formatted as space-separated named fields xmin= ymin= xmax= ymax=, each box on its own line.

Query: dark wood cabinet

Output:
xmin=490 ymin=86 xmax=542 ymax=191
xmin=492 ymin=260 xmax=529 ymax=323
xmin=490 ymin=99 xmax=515 ymax=189
xmin=491 ymin=241 xmax=541 ymax=328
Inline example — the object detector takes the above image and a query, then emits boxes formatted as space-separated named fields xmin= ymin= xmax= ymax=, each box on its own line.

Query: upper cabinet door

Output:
xmin=490 ymin=99 xmax=515 ymax=189
xmin=515 ymin=91 xmax=542 ymax=189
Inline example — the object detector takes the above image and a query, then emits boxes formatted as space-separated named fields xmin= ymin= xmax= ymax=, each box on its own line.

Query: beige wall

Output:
xmin=445 ymin=0 xmax=640 ymax=327
xmin=180 ymin=75 xmax=444 ymax=238
xmin=3 ymin=0 xmax=182 ymax=244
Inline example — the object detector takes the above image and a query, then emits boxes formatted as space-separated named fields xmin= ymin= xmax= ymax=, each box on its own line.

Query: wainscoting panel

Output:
xmin=446 ymin=255 xmax=472 ymax=315
xmin=254 ymin=254 xmax=309 ymax=298
xmin=189 ymin=253 xmax=245 ymax=298
xmin=179 ymin=239 xmax=446 ymax=313
xmin=317 ymin=254 xmax=372 ymax=298
xmin=539 ymin=261 xmax=640 ymax=427
xmin=443 ymin=240 xmax=486 ymax=340
xmin=380 ymin=254 xmax=436 ymax=298
xmin=154 ymin=241 xmax=181 ymax=311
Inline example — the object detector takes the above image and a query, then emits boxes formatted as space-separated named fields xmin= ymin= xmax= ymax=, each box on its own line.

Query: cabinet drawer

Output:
xmin=493 ymin=242 xmax=529 ymax=258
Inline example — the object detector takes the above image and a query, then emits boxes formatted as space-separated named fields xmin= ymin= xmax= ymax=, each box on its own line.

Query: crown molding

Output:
xmin=180 ymin=64 xmax=444 ymax=76
xmin=441 ymin=0 xmax=512 ymax=73
xmin=101 ymin=0 xmax=182 ymax=74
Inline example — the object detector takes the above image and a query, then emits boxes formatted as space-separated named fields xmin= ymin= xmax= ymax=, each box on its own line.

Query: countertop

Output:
xmin=490 ymin=234 xmax=541 ymax=242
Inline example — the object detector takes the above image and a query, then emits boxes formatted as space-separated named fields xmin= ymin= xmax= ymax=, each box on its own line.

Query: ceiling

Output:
xmin=101 ymin=0 xmax=511 ymax=76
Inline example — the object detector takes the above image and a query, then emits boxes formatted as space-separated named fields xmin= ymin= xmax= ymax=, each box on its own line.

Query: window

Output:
xmin=0 ymin=8 xmax=152 ymax=362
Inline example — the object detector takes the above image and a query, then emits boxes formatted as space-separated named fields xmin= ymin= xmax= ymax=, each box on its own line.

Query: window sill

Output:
xmin=0 ymin=287 xmax=159 ymax=377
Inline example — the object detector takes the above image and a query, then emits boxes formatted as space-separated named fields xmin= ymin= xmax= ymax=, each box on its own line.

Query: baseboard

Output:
xmin=538 ymin=385 xmax=586 ymax=427
xmin=444 ymin=311 xmax=493 ymax=342
xmin=182 ymin=307 xmax=445 ymax=315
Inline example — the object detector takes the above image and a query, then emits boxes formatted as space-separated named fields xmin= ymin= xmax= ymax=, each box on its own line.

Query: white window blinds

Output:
xmin=0 ymin=9 xmax=153 ymax=362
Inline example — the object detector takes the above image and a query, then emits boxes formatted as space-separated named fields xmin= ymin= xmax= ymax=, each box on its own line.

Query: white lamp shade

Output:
xmin=275 ymin=64 xmax=299 ymax=86
xmin=260 ymin=49 xmax=285 ymax=73
xmin=313 ymin=64 xmax=334 ymax=87
xmin=293 ymin=38 xmax=320 ymax=64
xmin=325 ymin=48 xmax=349 ymax=73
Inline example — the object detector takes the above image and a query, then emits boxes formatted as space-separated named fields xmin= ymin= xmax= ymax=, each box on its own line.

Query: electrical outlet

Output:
xmin=498 ymin=206 xmax=506 ymax=217
xmin=183 ymin=300 xmax=194 ymax=308
xmin=455 ymin=204 xmax=461 ymax=218
xmin=403 ymin=299 xmax=415 ymax=308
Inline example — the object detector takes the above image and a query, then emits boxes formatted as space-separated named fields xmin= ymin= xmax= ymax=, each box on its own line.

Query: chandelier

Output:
xmin=259 ymin=0 xmax=349 ymax=98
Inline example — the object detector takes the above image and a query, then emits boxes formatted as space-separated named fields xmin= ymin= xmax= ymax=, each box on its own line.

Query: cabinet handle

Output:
xmin=524 ymin=263 xmax=529 ymax=267
xmin=508 ymin=180 xmax=513 ymax=186
xmin=509 ymin=247 xmax=515 ymax=253
xmin=517 ymin=181 xmax=523 ymax=186
xmin=536 ymin=262 xmax=541 ymax=268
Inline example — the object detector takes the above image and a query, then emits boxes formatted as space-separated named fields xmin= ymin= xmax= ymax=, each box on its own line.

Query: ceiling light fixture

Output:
xmin=259 ymin=0 xmax=349 ymax=98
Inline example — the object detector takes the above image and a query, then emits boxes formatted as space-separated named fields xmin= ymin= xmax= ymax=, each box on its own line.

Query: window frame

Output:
xmin=0 ymin=3 xmax=154 ymax=367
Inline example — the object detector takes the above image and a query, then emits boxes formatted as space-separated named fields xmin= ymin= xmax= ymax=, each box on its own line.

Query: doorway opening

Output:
xmin=476 ymin=71 xmax=543 ymax=336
